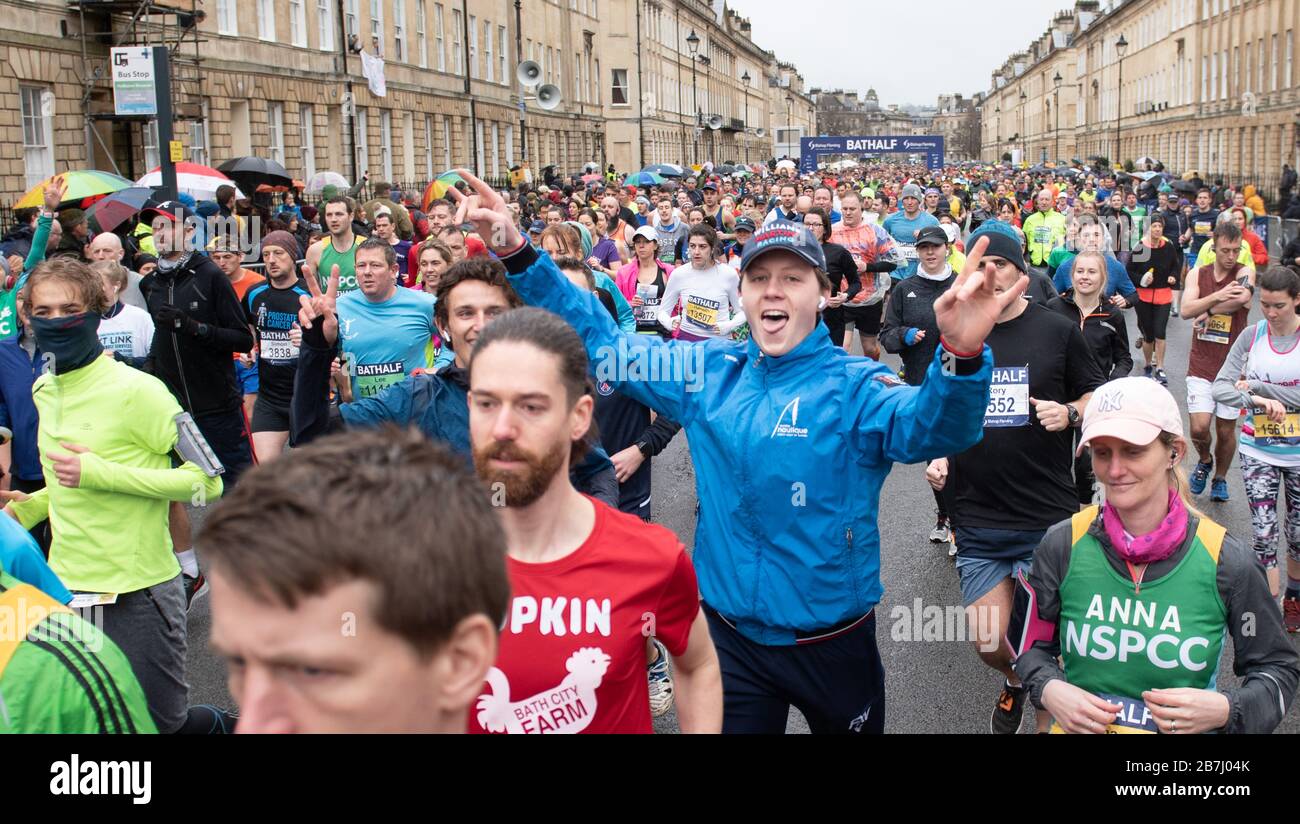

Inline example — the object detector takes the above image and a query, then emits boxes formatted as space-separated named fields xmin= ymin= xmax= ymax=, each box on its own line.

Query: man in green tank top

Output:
xmin=305 ymin=196 xmax=365 ymax=295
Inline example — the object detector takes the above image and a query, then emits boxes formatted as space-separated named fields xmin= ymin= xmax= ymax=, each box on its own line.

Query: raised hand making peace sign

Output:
xmin=445 ymin=169 xmax=526 ymax=257
xmin=298 ymin=262 xmax=341 ymax=346
xmin=932 ymin=235 xmax=1030 ymax=355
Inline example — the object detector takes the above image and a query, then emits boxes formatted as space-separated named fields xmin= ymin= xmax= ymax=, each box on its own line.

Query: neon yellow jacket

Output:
xmin=10 ymin=355 xmax=223 ymax=594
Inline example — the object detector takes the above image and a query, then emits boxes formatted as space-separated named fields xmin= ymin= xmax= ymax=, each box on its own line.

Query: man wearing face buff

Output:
xmin=1013 ymin=378 xmax=1298 ymax=733
xmin=1 ymin=258 xmax=225 ymax=733
xmin=449 ymin=169 xmax=1028 ymax=734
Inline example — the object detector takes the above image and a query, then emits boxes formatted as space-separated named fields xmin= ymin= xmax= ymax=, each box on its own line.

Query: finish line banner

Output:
xmin=799 ymin=135 xmax=944 ymax=173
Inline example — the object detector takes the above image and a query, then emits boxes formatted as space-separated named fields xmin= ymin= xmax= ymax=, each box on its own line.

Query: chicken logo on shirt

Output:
xmin=476 ymin=647 xmax=611 ymax=734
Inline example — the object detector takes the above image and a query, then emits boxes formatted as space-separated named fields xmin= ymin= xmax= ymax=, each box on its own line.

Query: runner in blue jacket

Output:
xmin=450 ymin=170 xmax=1028 ymax=734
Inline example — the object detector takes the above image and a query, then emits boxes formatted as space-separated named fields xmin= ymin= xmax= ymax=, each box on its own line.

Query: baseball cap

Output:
xmin=528 ymin=220 xmax=546 ymax=233
xmin=631 ymin=225 xmax=657 ymax=243
xmin=702 ymin=182 xmax=718 ymax=192
xmin=1076 ymin=377 xmax=1184 ymax=456
xmin=915 ymin=226 xmax=949 ymax=247
xmin=738 ymin=221 xmax=826 ymax=272
xmin=734 ymin=216 xmax=756 ymax=233
xmin=141 ymin=200 xmax=187 ymax=223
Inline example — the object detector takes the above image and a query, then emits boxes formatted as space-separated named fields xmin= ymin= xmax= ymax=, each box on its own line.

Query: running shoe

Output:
xmin=647 ymin=639 xmax=675 ymax=718
xmin=1143 ymin=364 xmax=1153 ymax=379
xmin=990 ymin=681 xmax=1027 ymax=735
xmin=1154 ymin=368 xmax=1168 ymax=386
xmin=1284 ymin=597 xmax=1300 ymax=633
xmin=929 ymin=515 xmax=951 ymax=544
xmin=183 ymin=571 xmax=209 ymax=613
xmin=1189 ymin=460 xmax=1213 ymax=495
xmin=1210 ymin=478 xmax=1230 ymax=502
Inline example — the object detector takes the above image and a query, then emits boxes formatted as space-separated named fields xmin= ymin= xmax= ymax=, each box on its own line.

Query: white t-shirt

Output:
xmin=98 ymin=303 xmax=155 ymax=359
xmin=658 ymin=263 xmax=744 ymax=339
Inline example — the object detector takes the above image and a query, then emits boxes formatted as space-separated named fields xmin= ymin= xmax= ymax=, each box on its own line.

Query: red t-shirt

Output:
xmin=469 ymin=499 xmax=699 ymax=734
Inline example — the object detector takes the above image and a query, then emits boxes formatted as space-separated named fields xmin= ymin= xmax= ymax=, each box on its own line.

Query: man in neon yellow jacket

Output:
xmin=1021 ymin=189 xmax=1067 ymax=277
xmin=2 ymin=258 xmax=223 ymax=734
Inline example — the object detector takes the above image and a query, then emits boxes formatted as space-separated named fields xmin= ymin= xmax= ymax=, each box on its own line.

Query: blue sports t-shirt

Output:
xmin=338 ymin=288 xmax=437 ymax=399
xmin=882 ymin=211 xmax=940 ymax=279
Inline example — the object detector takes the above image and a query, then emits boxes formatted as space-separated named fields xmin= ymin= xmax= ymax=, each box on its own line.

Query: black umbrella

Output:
xmin=1170 ymin=179 xmax=1199 ymax=194
xmin=217 ymin=156 xmax=293 ymax=192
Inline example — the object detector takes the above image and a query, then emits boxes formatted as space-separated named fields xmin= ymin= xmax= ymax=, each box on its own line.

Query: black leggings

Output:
xmin=1134 ymin=297 xmax=1170 ymax=342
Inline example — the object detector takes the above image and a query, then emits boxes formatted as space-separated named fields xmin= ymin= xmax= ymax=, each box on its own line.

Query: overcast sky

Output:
xmin=733 ymin=0 xmax=1077 ymax=107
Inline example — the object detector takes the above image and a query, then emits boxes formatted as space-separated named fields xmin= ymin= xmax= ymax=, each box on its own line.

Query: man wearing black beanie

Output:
xmin=925 ymin=221 xmax=1106 ymax=735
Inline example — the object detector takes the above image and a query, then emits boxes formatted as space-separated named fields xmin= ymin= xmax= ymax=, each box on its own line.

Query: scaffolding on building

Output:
xmin=66 ymin=0 xmax=206 ymax=180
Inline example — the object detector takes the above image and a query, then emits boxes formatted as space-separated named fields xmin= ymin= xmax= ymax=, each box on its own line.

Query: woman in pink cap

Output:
xmin=1013 ymin=377 xmax=1298 ymax=734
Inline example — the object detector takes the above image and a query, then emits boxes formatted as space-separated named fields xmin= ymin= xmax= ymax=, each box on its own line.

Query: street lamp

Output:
xmin=1115 ymin=33 xmax=1128 ymax=168
xmin=687 ymin=29 xmax=700 ymax=162
xmin=786 ymin=93 xmax=793 ymax=159
xmin=1019 ymin=90 xmax=1027 ymax=162
xmin=741 ymin=70 xmax=750 ymax=164
xmin=1053 ymin=70 xmax=1062 ymax=163
xmin=699 ymin=55 xmax=713 ymax=161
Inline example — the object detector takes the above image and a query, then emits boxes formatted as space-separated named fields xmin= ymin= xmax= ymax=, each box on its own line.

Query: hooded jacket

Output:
xmin=141 ymin=253 xmax=254 ymax=417
xmin=1047 ymin=291 xmax=1133 ymax=381
xmin=502 ymin=242 xmax=994 ymax=645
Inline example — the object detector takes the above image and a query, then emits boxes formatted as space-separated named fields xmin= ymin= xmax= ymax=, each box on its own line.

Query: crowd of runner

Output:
xmin=0 ymin=153 xmax=1297 ymax=734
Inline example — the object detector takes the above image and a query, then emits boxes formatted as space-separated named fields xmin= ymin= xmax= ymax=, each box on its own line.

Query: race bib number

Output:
xmin=1033 ymin=226 xmax=1052 ymax=245
xmin=684 ymin=295 xmax=721 ymax=332
xmin=985 ymin=366 xmax=1030 ymax=427
xmin=1196 ymin=313 xmax=1232 ymax=344
xmin=1193 ymin=219 xmax=1213 ymax=237
xmin=1050 ymin=694 xmax=1157 ymax=734
xmin=354 ymin=360 xmax=406 ymax=398
xmin=1252 ymin=410 xmax=1300 ymax=444
xmin=897 ymin=243 xmax=918 ymax=261
xmin=259 ymin=330 xmax=299 ymax=362
xmin=636 ymin=284 xmax=661 ymax=323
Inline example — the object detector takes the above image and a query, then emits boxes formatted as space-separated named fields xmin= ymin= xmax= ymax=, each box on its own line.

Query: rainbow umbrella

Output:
xmin=15 ymin=169 xmax=135 ymax=210
xmin=422 ymin=171 xmax=466 ymax=210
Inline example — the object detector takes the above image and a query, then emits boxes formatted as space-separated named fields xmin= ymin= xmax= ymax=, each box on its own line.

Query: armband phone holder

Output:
xmin=174 ymin=412 xmax=225 ymax=478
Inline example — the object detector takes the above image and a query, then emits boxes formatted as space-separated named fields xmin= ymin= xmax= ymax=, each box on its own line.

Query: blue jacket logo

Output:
xmin=771 ymin=397 xmax=808 ymax=438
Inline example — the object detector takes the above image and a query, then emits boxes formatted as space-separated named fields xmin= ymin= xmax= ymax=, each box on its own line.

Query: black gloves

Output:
xmin=154 ymin=304 xmax=204 ymax=337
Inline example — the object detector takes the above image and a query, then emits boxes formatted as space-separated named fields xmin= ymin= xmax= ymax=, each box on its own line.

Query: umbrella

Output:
xmin=775 ymin=159 xmax=797 ymax=171
xmin=218 ymin=156 xmax=293 ymax=191
xmin=640 ymin=163 xmax=685 ymax=178
xmin=580 ymin=173 xmax=603 ymax=184
xmin=1131 ymin=171 xmax=1161 ymax=181
xmin=136 ymin=162 xmax=242 ymax=201
xmin=1170 ymin=179 xmax=1199 ymax=194
xmin=1134 ymin=156 xmax=1159 ymax=168
xmin=623 ymin=171 xmax=665 ymax=187
xmin=422 ymin=171 xmax=465 ymax=210
xmin=84 ymin=186 xmax=159 ymax=234
xmin=715 ymin=164 xmax=738 ymax=175
xmin=305 ymin=171 xmax=350 ymax=194
xmin=255 ymin=180 xmax=306 ymax=193
xmin=14 ymin=170 xmax=135 ymax=210
xmin=731 ymin=169 xmax=754 ymax=178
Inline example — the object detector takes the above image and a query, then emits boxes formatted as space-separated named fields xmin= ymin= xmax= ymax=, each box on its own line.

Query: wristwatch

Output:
xmin=1066 ymin=403 xmax=1080 ymax=426
xmin=635 ymin=440 xmax=652 ymax=458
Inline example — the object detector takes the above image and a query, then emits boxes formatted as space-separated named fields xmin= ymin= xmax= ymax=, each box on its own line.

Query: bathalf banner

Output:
xmin=798 ymin=136 xmax=944 ymax=173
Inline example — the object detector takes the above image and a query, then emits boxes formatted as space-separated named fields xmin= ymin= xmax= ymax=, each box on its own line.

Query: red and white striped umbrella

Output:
xmin=135 ymin=162 xmax=244 ymax=201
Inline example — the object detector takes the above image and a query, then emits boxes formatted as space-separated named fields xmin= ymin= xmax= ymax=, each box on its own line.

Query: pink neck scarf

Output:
xmin=1102 ymin=488 xmax=1189 ymax=564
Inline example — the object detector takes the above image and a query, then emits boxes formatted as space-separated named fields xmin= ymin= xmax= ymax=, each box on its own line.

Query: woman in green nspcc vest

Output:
xmin=1014 ymin=377 xmax=1298 ymax=733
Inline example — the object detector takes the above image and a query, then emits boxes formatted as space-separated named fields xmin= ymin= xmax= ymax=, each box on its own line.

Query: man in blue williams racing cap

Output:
xmin=448 ymin=170 xmax=1029 ymax=734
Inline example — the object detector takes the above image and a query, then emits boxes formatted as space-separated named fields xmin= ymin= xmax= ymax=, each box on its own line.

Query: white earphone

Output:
xmin=818 ymin=297 xmax=827 ymax=311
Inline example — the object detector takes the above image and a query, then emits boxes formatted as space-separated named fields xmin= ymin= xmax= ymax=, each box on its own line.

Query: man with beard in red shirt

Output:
xmin=466 ymin=307 xmax=722 ymax=734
